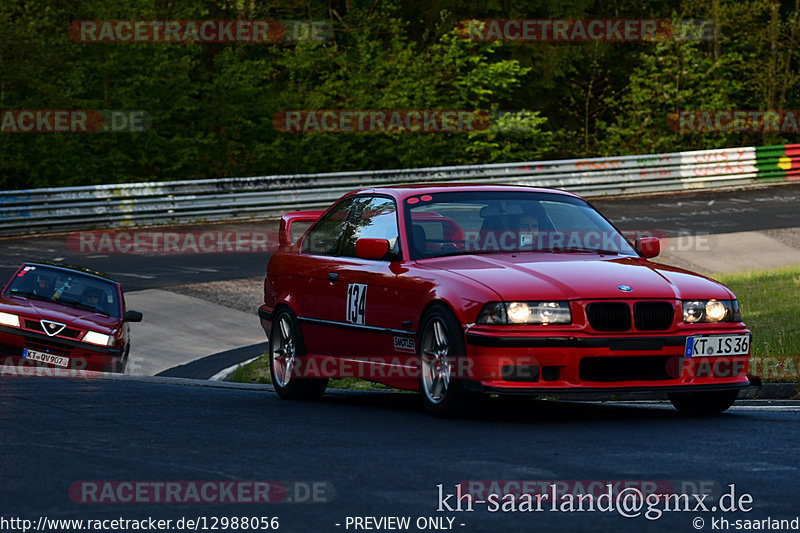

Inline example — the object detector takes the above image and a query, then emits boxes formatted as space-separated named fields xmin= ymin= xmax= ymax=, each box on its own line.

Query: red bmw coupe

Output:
xmin=258 ymin=185 xmax=754 ymax=416
xmin=0 ymin=262 xmax=142 ymax=373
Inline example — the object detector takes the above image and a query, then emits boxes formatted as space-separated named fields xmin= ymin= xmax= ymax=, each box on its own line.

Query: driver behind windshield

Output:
xmin=32 ymin=275 xmax=55 ymax=298
xmin=81 ymin=287 xmax=110 ymax=314
xmin=514 ymin=214 xmax=540 ymax=248
xmin=83 ymin=287 xmax=102 ymax=308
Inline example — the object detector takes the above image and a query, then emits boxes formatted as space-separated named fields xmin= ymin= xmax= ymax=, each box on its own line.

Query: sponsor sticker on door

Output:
xmin=393 ymin=336 xmax=416 ymax=353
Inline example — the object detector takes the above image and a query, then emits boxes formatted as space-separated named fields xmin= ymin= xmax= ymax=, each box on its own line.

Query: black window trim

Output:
xmin=299 ymin=196 xmax=357 ymax=257
xmin=338 ymin=194 xmax=402 ymax=261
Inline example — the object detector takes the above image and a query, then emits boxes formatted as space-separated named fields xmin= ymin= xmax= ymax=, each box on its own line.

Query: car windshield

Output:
xmin=403 ymin=191 xmax=637 ymax=260
xmin=4 ymin=265 xmax=121 ymax=318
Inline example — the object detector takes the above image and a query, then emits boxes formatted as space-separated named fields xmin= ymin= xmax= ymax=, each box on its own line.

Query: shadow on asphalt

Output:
xmin=289 ymin=389 xmax=750 ymax=423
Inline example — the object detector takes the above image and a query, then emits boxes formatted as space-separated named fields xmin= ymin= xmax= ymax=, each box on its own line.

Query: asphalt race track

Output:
xmin=593 ymin=181 xmax=800 ymax=235
xmin=1 ymin=183 xmax=799 ymax=533
xmin=0 ymin=237 xmax=265 ymax=291
xmin=1 ymin=377 xmax=798 ymax=532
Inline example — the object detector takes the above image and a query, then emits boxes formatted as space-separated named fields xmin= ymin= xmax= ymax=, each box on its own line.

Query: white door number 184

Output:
xmin=346 ymin=283 xmax=367 ymax=325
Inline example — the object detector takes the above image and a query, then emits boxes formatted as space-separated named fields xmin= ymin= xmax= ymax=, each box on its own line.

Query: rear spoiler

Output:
xmin=279 ymin=211 xmax=324 ymax=248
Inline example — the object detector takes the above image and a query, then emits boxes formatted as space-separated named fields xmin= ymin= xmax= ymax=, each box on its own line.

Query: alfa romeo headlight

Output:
xmin=83 ymin=330 xmax=113 ymax=346
xmin=477 ymin=301 xmax=571 ymax=325
xmin=0 ymin=311 xmax=20 ymax=327
xmin=682 ymin=299 xmax=741 ymax=323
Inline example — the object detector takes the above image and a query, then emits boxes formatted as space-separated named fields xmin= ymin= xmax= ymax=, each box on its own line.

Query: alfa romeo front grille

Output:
xmin=22 ymin=319 xmax=82 ymax=339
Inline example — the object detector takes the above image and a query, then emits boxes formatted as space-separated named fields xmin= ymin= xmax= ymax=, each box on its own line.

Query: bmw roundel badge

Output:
xmin=617 ymin=285 xmax=633 ymax=292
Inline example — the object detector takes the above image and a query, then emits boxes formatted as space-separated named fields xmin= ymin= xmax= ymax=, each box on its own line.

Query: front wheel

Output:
xmin=668 ymin=389 xmax=739 ymax=415
xmin=418 ymin=306 xmax=484 ymax=417
xmin=269 ymin=308 xmax=328 ymax=400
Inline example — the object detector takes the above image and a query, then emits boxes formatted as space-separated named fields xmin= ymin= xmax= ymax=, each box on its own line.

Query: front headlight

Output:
xmin=507 ymin=302 xmax=531 ymax=323
xmin=682 ymin=299 xmax=742 ymax=323
xmin=83 ymin=330 xmax=113 ymax=346
xmin=477 ymin=301 xmax=571 ymax=325
xmin=0 ymin=311 xmax=20 ymax=327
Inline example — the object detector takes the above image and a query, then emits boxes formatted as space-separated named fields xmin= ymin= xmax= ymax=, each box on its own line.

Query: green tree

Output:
xmin=597 ymin=39 xmax=745 ymax=155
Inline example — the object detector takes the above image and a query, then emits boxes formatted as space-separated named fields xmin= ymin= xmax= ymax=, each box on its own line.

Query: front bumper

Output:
xmin=461 ymin=327 xmax=752 ymax=394
xmin=468 ymin=380 xmax=757 ymax=398
xmin=0 ymin=325 xmax=125 ymax=373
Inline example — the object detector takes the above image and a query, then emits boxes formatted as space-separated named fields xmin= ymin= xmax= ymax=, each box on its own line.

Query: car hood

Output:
xmin=0 ymin=295 xmax=119 ymax=331
xmin=423 ymin=253 xmax=735 ymax=301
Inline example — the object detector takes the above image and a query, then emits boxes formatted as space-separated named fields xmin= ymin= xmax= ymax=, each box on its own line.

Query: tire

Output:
xmin=105 ymin=346 xmax=128 ymax=374
xmin=269 ymin=308 xmax=328 ymax=400
xmin=418 ymin=305 xmax=485 ymax=417
xmin=117 ymin=346 xmax=129 ymax=374
xmin=668 ymin=389 xmax=739 ymax=415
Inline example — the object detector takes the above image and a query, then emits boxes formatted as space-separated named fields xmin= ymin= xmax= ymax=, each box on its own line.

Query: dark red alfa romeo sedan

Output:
xmin=0 ymin=262 xmax=142 ymax=373
xmin=259 ymin=185 xmax=753 ymax=416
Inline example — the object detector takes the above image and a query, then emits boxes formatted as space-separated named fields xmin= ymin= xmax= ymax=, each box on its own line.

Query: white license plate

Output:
xmin=23 ymin=348 xmax=69 ymax=368
xmin=684 ymin=334 xmax=750 ymax=357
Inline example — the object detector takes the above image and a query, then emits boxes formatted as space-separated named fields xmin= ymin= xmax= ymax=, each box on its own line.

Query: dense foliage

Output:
xmin=2 ymin=0 xmax=799 ymax=189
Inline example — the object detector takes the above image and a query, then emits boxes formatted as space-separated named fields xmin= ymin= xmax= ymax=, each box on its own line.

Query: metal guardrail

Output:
xmin=1 ymin=144 xmax=798 ymax=236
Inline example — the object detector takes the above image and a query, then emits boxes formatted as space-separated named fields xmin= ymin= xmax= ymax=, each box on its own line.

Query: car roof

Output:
xmin=341 ymin=183 xmax=581 ymax=200
xmin=21 ymin=262 xmax=120 ymax=284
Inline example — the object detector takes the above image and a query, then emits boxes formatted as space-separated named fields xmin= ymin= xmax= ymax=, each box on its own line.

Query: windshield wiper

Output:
xmin=57 ymin=298 xmax=110 ymax=316
xmin=428 ymin=249 xmax=522 ymax=258
xmin=422 ymin=247 xmax=622 ymax=258
xmin=9 ymin=291 xmax=55 ymax=303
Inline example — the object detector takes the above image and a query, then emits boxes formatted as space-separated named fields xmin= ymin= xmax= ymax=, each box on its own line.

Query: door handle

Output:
xmin=327 ymin=272 xmax=339 ymax=282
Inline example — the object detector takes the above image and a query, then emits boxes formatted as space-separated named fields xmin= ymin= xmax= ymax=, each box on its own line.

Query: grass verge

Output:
xmin=231 ymin=353 xmax=390 ymax=390
xmin=716 ymin=265 xmax=800 ymax=382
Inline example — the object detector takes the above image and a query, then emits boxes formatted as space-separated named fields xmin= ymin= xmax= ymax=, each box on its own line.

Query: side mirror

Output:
xmin=124 ymin=310 xmax=143 ymax=322
xmin=355 ymin=238 xmax=389 ymax=260
xmin=635 ymin=237 xmax=660 ymax=258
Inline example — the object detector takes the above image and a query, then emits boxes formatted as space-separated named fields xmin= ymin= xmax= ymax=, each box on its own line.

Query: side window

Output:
xmin=339 ymin=196 xmax=400 ymax=260
xmin=301 ymin=198 xmax=356 ymax=255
